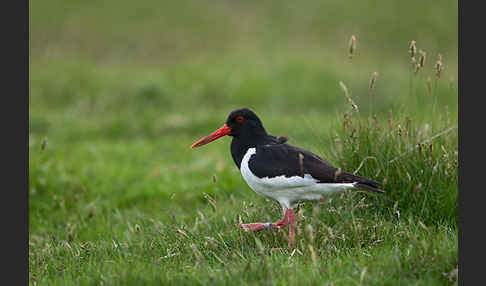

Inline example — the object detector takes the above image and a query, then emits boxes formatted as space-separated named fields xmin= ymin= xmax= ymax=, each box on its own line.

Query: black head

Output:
xmin=225 ymin=108 xmax=266 ymax=138
xmin=190 ymin=108 xmax=267 ymax=149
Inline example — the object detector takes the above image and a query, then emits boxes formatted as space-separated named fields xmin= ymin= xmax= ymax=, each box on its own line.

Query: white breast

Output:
xmin=240 ymin=148 xmax=356 ymax=209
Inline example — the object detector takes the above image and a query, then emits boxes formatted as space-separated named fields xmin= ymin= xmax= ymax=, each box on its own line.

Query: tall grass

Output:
xmin=29 ymin=1 xmax=457 ymax=283
xmin=29 ymin=52 xmax=458 ymax=285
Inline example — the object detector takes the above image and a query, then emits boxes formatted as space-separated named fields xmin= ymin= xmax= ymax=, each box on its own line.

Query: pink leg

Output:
xmin=240 ymin=209 xmax=296 ymax=248
xmin=287 ymin=209 xmax=296 ymax=249
xmin=238 ymin=222 xmax=269 ymax=232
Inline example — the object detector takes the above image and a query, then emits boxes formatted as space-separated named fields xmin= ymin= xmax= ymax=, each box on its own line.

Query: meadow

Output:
xmin=29 ymin=0 xmax=458 ymax=285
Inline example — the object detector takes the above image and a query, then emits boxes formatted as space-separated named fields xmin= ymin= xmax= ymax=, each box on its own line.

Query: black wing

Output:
xmin=249 ymin=143 xmax=383 ymax=192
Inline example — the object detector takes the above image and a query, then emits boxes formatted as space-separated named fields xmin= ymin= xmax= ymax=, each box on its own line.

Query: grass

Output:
xmin=29 ymin=0 xmax=457 ymax=285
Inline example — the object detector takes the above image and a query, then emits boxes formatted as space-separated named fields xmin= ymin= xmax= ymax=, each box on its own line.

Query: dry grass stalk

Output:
xmin=413 ymin=50 xmax=426 ymax=75
xmin=360 ymin=267 xmax=368 ymax=285
xmin=308 ymin=244 xmax=318 ymax=266
xmin=406 ymin=172 xmax=411 ymax=186
xmin=418 ymin=221 xmax=430 ymax=233
xmin=418 ymin=50 xmax=426 ymax=68
xmin=353 ymin=156 xmax=377 ymax=175
xmin=342 ymin=111 xmax=355 ymax=133
xmin=298 ymin=153 xmax=305 ymax=177
xmin=190 ymin=243 xmax=202 ymax=260
xmin=373 ymin=114 xmax=379 ymax=130
xmin=297 ymin=206 xmax=306 ymax=222
xmin=339 ymin=81 xmax=359 ymax=112
xmin=197 ymin=210 xmax=210 ymax=228
xmin=348 ymin=35 xmax=357 ymax=60
xmin=355 ymin=197 xmax=369 ymax=209
xmin=369 ymin=72 xmax=379 ymax=97
xmin=411 ymin=57 xmax=417 ymax=67
xmin=242 ymin=201 xmax=250 ymax=218
xmin=409 ymin=40 xmax=417 ymax=56
xmin=177 ymin=229 xmax=189 ymax=239
xmin=404 ymin=116 xmax=411 ymax=137
xmin=435 ymin=54 xmax=443 ymax=79
xmin=204 ymin=236 xmax=219 ymax=248
xmin=204 ymin=193 xmax=217 ymax=212
xmin=389 ymin=126 xmax=457 ymax=163
xmin=409 ymin=40 xmax=417 ymax=60
xmin=237 ymin=214 xmax=243 ymax=226
xmin=414 ymin=63 xmax=420 ymax=74
xmin=388 ymin=110 xmax=393 ymax=129
xmin=432 ymin=162 xmax=439 ymax=174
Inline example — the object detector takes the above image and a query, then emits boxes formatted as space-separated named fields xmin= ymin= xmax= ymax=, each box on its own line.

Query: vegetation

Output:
xmin=30 ymin=0 xmax=458 ymax=285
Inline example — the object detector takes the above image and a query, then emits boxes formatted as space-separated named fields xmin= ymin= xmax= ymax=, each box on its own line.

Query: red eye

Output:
xmin=236 ymin=115 xmax=244 ymax=123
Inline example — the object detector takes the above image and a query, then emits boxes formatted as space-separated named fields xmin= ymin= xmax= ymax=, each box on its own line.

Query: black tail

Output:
xmin=339 ymin=171 xmax=385 ymax=194
xmin=353 ymin=182 xmax=385 ymax=194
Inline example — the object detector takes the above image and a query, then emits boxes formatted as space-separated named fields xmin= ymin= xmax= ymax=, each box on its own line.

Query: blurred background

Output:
xmin=29 ymin=0 xmax=458 ymax=230
xmin=29 ymin=1 xmax=458 ymax=283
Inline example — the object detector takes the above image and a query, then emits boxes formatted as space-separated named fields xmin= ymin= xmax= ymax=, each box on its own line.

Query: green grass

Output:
xmin=30 ymin=0 xmax=458 ymax=285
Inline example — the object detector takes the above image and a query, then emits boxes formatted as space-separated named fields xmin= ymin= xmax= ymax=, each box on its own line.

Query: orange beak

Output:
xmin=190 ymin=124 xmax=232 ymax=149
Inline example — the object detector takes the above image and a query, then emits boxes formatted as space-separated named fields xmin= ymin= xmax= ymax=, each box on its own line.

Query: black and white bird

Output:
xmin=191 ymin=108 xmax=384 ymax=248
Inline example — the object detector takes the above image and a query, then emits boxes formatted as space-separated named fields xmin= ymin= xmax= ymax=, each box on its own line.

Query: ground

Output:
xmin=29 ymin=1 xmax=458 ymax=285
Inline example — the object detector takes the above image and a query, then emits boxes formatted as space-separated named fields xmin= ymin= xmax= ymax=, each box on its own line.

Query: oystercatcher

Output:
xmin=191 ymin=108 xmax=384 ymax=248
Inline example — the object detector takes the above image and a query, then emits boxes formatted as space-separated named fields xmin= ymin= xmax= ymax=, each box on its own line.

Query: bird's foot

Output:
xmin=239 ymin=222 xmax=271 ymax=232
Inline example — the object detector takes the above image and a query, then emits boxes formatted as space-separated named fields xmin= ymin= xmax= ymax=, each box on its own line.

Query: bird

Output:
xmin=190 ymin=108 xmax=384 ymax=248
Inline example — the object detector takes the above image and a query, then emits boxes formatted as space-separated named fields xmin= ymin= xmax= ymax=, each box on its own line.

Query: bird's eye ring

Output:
xmin=236 ymin=115 xmax=244 ymax=123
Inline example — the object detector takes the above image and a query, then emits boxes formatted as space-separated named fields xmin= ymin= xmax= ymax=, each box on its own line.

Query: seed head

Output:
xmin=429 ymin=144 xmax=434 ymax=160
xmin=348 ymin=35 xmax=357 ymax=60
xmin=435 ymin=54 xmax=443 ymax=79
xmin=298 ymin=153 xmax=305 ymax=177
xmin=373 ymin=114 xmax=379 ymax=130
xmin=409 ymin=40 xmax=417 ymax=58
xmin=418 ymin=50 xmax=426 ymax=68
xmin=369 ymin=72 xmax=379 ymax=97
xmin=411 ymin=56 xmax=417 ymax=66
xmin=204 ymin=193 xmax=217 ymax=212
xmin=404 ymin=116 xmax=411 ymax=136
xmin=339 ymin=81 xmax=359 ymax=112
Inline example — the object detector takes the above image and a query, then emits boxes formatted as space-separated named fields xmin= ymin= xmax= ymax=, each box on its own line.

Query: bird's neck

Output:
xmin=230 ymin=132 xmax=269 ymax=169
